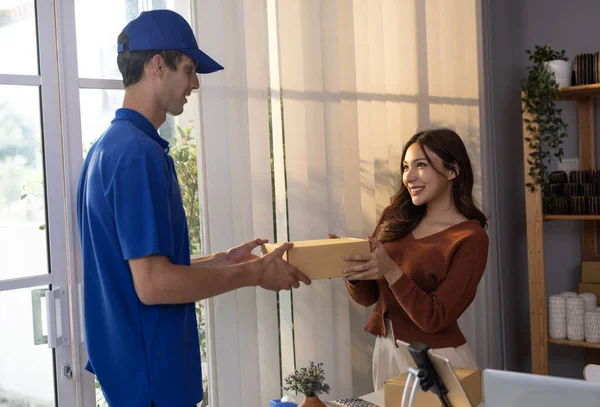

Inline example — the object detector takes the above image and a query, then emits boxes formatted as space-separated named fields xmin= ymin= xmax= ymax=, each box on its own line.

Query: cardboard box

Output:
xmin=582 ymin=259 xmax=600 ymax=284
xmin=384 ymin=368 xmax=481 ymax=407
xmin=261 ymin=237 xmax=370 ymax=280
xmin=579 ymin=283 xmax=600 ymax=305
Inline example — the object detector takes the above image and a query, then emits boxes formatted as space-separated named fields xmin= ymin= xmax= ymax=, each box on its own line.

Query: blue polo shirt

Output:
xmin=77 ymin=108 xmax=202 ymax=407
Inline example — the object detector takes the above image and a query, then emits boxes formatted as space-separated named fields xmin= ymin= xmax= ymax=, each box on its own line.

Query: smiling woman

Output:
xmin=345 ymin=128 xmax=489 ymax=391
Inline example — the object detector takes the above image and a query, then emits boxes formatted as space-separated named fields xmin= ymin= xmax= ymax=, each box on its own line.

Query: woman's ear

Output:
xmin=447 ymin=162 xmax=460 ymax=180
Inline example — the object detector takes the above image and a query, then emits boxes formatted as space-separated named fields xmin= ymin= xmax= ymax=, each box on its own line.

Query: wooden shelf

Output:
xmin=548 ymin=338 xmax=600 ymax=350
xmin=545 ymin=215 xmax=600 ymax=221
xmin=556 ymin=84 xmax=600 ymax=99
xmin=522 ymin=87 xmax=599 ymax=374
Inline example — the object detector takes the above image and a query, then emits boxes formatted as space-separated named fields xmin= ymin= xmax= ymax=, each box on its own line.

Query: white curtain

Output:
xmin=195 ymin=0 xmax=504 ymax=405
xmin=195 ymin=0 xmax=279 ymax=406
xmin=275 ymin=0 xmax=503 ymax=399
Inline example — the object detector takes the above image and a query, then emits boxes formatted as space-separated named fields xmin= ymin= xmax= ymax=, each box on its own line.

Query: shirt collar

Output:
xmin=112 ymin=108 xmax=170 ymax=151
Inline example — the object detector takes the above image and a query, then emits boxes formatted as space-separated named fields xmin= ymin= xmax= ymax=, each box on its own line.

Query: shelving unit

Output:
xmin=545 ymin=215 xmax=600 ymax=221
xmin=523 ymin=84 xmax=600 ymax=375
xmin=548 ymin=338 xmax=600 ymax=350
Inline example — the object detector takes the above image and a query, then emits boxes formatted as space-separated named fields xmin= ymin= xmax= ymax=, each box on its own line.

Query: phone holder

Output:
xmin=402 ymin=342 xmax=450 ymax=407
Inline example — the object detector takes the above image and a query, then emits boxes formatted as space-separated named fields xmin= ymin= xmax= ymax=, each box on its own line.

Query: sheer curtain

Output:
xmin=195 ymin=0 xmax=279 ymax=406
xmin=275 ymin=0 xmax=502 ymax=399
xmin=195 ymin=0 xmax=504 ymax=405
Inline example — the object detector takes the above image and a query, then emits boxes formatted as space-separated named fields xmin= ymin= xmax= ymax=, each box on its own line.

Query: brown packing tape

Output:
xmin=261 ymin=237 xmax=371 ymax=280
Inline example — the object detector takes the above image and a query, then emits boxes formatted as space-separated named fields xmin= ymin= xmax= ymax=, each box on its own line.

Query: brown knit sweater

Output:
xmin=346 ymin=208 xmax=489 ymax=349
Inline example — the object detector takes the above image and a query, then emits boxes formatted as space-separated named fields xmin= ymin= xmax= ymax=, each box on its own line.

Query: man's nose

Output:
xmin=191 ymin=74 xmax=200 ymax=90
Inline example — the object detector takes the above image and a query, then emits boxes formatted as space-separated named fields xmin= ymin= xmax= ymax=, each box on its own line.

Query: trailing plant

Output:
xmin=521 ymin=44 xmax=569 ymax=193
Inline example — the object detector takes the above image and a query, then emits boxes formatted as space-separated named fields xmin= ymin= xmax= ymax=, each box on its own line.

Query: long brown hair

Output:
xmin=377 ymin=128 xmax=487 ymax=242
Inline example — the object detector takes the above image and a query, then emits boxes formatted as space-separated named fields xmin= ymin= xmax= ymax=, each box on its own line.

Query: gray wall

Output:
xmin=482 ymin=0 xmax=531 ymax=374
xmin=484 ymin=0 xmax=600 ymax=378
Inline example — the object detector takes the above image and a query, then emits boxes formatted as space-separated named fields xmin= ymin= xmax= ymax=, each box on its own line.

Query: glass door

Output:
xmin=0 ymin=1 xmax=79 ymax=406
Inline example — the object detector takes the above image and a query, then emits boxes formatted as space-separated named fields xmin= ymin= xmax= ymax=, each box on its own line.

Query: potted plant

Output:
xmin=521 ymin=44 xmax=569 ymax=193
xmin=283 ymin=361 xmax=331 ymax=407
xmin=543 ymin=47 xmax=571 ymax=88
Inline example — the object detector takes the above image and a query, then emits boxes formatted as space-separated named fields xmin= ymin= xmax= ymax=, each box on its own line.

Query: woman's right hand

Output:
xmin=343 ymin=237 xmax=403 ymax=284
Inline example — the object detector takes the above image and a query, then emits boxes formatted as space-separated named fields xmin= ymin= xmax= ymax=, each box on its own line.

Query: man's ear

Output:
xmin=447 ymin=162 xmax=459 ymax=180
xmin=149 ymin=54 xmax=165 ymax=77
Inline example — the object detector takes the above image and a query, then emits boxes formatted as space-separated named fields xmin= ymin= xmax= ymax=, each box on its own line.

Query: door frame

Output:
xmin=0 ymin=0 xmax=86 ymax=406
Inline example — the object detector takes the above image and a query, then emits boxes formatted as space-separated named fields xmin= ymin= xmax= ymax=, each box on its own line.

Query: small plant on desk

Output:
xmin=283 ymin=361 xmax=331 ymax=407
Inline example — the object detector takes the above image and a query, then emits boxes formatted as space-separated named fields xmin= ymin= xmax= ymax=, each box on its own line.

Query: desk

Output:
xmin=326 ymin=389 xmax=485 ymax=406
xmin=323 ymin=390 xmax=384 ymax=407
xmin=359 ymin=389 xmax=384 ymax=405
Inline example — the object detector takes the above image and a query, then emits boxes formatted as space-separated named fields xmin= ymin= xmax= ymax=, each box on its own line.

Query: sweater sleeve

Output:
xmin=389 ymin=231 xmax=489 ymax=333
xmin=344 ymin=206 xmax=392 ymax=307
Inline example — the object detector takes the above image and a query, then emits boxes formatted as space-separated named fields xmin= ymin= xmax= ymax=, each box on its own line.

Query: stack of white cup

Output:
xmin=585 ymin=311 xmax=600 ymax=343
xmin=566 ymin=296 xmax=585 ymax=341
xmin=580 ymin=293 xmax=597 ymax=312
xmin=549 ymin=295 xmax=567 ymax=339
xmin=551 ymin=291 xmax=600 ymax=342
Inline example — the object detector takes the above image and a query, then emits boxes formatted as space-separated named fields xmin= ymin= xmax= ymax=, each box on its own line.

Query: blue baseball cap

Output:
xmin=118 ymin=9 xmax=224 ymax=74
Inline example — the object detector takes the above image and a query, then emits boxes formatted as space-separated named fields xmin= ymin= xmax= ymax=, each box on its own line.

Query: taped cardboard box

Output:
xmin=582 ymin=259 xmax=600 ymax=284
xmin=261 ymin=238 xmax=370 ymax=280
xmin=384 ymin=368 xmax=481 ymax=407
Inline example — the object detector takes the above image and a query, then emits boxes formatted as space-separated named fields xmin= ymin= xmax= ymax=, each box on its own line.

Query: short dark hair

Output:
xmin=116 ymin=30 xmax=184 ymax=87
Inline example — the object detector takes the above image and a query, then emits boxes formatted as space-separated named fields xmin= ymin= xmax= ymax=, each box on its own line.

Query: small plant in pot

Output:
xmin=283 ymin=361 xmax=331 ymax=407
xmin=540 ymin=46 xmax=571 ymax=88
xmin=521 ymin=44 xmax=569 ymax=194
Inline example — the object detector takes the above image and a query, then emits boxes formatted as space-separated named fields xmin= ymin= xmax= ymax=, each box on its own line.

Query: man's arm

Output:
xmin=190 ymin=252 xmax=228 ymax=267
xmin=129 ymin=242 xmax=310 ymax=305
xmin=130 ymin=255 xmax=257 ymax=304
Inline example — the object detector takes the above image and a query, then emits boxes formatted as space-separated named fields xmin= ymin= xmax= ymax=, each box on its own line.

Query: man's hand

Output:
xmin=343 ymin=236 xmax=403 ymax=284
xmin=225 ymin=238 xmax=269 ymax=265
xmin=254 ymin=242 xmax=312 ymax=291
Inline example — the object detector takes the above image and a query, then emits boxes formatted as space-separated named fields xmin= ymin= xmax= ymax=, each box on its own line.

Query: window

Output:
xmin=0 ymin=1 xmax=77 ymax=406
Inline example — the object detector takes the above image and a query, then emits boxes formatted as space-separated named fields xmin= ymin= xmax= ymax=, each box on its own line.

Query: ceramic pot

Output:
xmin=299 ymin=396 xmax=327 ymax=407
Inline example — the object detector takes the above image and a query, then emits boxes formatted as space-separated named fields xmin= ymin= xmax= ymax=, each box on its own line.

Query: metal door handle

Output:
xmin=31 ymin=287 xmax=71 ymax=348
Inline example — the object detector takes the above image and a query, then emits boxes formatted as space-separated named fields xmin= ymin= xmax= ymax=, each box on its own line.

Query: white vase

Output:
xmin=545 ymin=60 xmax=572 ymax=88
xmin=562 ymin=291 xmax=578 ymax=298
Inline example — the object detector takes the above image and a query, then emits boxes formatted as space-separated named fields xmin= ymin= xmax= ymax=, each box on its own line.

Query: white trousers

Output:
xmin=372 ymin=319 xmax=478 ymax=391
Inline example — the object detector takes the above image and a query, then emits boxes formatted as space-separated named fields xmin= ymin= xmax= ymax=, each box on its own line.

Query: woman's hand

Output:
xmin=343 ymin=236 xmax=404 ymax=285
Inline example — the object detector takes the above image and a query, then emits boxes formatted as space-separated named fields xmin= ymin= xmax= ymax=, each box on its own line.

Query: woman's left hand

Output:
xmin=343 ymin=236 xmax=404 ymax=284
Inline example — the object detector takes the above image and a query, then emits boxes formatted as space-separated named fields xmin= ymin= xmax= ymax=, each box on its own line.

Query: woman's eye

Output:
xmin=417 ymin=162 xmax=427 ymax=168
